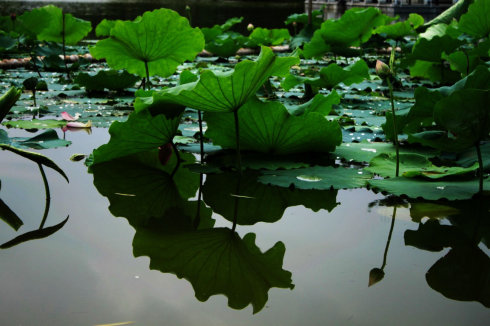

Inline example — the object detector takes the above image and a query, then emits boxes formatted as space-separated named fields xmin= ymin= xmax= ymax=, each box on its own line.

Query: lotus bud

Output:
xmin=368 ymin=268 xmax=385 ymax=287
xmin=185 ymin=5 xmax=190 ymax=12
xmin=292 ymin=21 xmax=297 ymax=27
xmin=247 ymin=23 xmax=254 ymax=31
xmin=376 ymin=60 xmax=391 ymax=79
xmin=10 ymin=13 xmax=16 ymax=21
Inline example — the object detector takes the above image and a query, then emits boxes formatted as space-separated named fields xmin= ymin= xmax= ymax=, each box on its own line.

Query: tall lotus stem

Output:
xmin=144 ymin=60 xmax=150 ymax=90
xmin=198 ymin=110 xmax=204 ymax=161
xmin=62 ymin=13 xmax=70 ymax=81
xmin=476 ymin=141 xmax=484 ymax=194
xmin=233 ymin=110 xmax=242 ymax=174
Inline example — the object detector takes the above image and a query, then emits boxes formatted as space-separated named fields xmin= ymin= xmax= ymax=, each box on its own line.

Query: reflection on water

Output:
xmin=88 ymin=146 xmax=490 ymax=312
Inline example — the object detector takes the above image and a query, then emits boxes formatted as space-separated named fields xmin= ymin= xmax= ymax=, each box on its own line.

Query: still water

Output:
xmin=0 ymin=127 xmax=489 ymax=325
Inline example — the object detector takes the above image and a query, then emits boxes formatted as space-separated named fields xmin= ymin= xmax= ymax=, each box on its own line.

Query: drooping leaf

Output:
xmin=0 ymin=216 xmax=69 ymax=249
xmin=303 ymin=7 xmax=391 ymax=58
xmin=202 ymin=172 xmax=338 ymax=225
xmin=147 ymin=46 xmax=299 ymax=112
xmin=6 ymin=129 xmax=71 ymax=149
xmin=204 ymin=97 xmax=342 ymax=155
xmin=133 ymin=223 xmax=294 ymax=313
xmin=0 ymin=144 xmax=68 ymax=182
xmin=0 ymin=198 xmax=23 ymax=231
xmin=90 ymin=8 xmax=204 ymax=78
xmin=259 ymin=166 xmax=371 ymax=190
xmin=286 ymin=91 xmax=340 ymax=116
xmin=424 ymin=0 xmax=474 ymax=28
xmin=90 ymin=104 xmax=183 ymax=165
xmin=459 ymin=0 xmax=490 ymax=38
xmin=0 ymin=87 xmax=21 ymax=123
xmin=75 ymin=70 xmax=140 ymax=92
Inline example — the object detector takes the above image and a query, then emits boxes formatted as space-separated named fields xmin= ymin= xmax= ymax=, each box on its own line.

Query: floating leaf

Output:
xmin=5 ymin=129 xmax=71 ymax=149
xmin=75 ymin=70 xmax=140 ymax=92
xmin=2 ymin=119 xmax=67 ymax=129
xmin=204 ymin=97 xmax=341 ymax=155
xmin=90 ymin=8 xmax=204 ymax=78
xmin=259 ymin=166 xmax=371 ymax=190
xmin=369 ymin=177 xmax=489 ymax=200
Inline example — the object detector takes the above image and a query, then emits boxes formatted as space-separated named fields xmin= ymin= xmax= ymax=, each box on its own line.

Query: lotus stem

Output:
xmin=476 ymin=141 xmax=484 ymax=194
xmin=231 ymin=174 xmax=242 ymax=232
xmin=62 ymin=13 xmax=70 ymax=81
xmin=233 ymin=110 xmax=242 ymax=174
xmin=38 ymin=163 xmax=51 ymax=229
xmin=144 ymin=60 xmax=150 ymax=90
xmin=198 ymin=110 xmax=204 ymax=162
xmin=193 ymin=173 xmax=203 ymax=229
xmin=32 ymin=89 xmax=36 ymax=107
xmin=170 ymin=140 xmax=181 ymax=177
xmin=387 ymin=77 xmax=400 ymax=177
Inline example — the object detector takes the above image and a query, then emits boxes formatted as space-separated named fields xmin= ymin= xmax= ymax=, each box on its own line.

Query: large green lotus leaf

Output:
xmin=366 ymin=153 xmax=478 ymax=179
xmin=285 ymin=9 xmax=323 ymax=27
xmin=424 ymin=0 xmax=474 ymax=28
xmin=282 ymin=59 xmax=369 ymax=91
xmin=286 ymin=91 xmax=340 ymax=116
xmin=0 ymin=198 xmax=23 ymax=231
xmin=442 ymin=50 xmax=481 ymax=76
xmin=91 ymin=107 xmax=183 ymax=165
xmin=0 ymin=32 xmax=16 ymax=52
xmin=204 ymin=97 xmax=342 ymax=155
xmin=333 ymin=142 xmax=439 ymax=163
xmin=92 ymin=150 xmax=199 ymax=226
xmin=0 ymin=87 xmax=21 ymax=123
xmin=426 ymin=246 xmax=490 ymax=308
xmin=409 ymin=60 xmax=460 ymax=83
xmin=205 ymin=32 xmax=247 ymax=57
xmin=3 ymin=129 xmax=71 ymax=149
xmin=374 ymin=13 xmax=424 ymax=39
xmin=303 ymin=7 xmax=391 ymax=58
xmin=369 ymin=177 xmax=489 ymax=200
xmin=37 ymin=12 xmax=91 ymax=45
xmin=0 ymin=144 xmax=68 ymax=182
xmin=90 ymin=9 xmax=204 ymax=78
xmin=202 ymin=172 xmax=338 ymax=225
xmin=248 ymin=28 xmax=290 ymax=46
xmin=133 ymin=223 xmax=293 ymax=313
xmin=456 ymin=142 xmax=490 ymax=171
xmin=434 ymin=89 xmax=490 ymax=146
xmin=148 ymin=46 xmax=299 ymax=112
xmin=459 ymin=0 xmax=490 ymax=38
xmin=259 ymin=166 xmax=371 ymax=190
xmin=411 ymin=35 xmax=464 ymax=62
xmin=16 ymin=5 xmax=58 ymax=38
xmin=407 ymin=131 xmax=471 ymax=153
xmin=75 ymin=70 xmax=140 ymax=92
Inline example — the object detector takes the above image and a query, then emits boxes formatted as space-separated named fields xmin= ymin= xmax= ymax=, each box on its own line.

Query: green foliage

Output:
xmin=204 ymin=97 xmax=342 ymax=155
xmin=303 ymin=7 xmax=392 ymax=58
xmin=75 ymin=70 xmax=140 ymax=92
xmin=90 ymin=8 xmax=204 ymax=78
xmin=0 ymin=129 xmax=71 ymax=150
xmin=201 ymin=17 xmax=246 ymax=57
xmin=459 ymin=0 xmax=490 ymax=38
xmin=0 ymin=87 xmax=21 ymax=123
xmin=374 ymin=14 xmax=424 ymax=40
xmin=146 ymin=46 xmax=298 ymax=113
xmin=94 ymin=18 xmax=122 ymax=37
xmin=247 ymin=28 xmax=291 ymax=47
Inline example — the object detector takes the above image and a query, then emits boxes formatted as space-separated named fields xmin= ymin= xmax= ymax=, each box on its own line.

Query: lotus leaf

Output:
xmin=374 ymin=14 xmax=424 ymax=39
xmin=369 ymin=177 xmax=489 ymax=200
xmin=202 ymin=172 xmax=338 ymax=225
xmin=459 ymin=0 xmax=490 ymax=38
xmin=303 ymin=8 xmax=391 ymax=58
xmin=91 ymin=102 xmax=184 ymax=165
xmin=75 ymin=70 xmax=140 ymax=92
xmin=146 ymin=46 xmax=299 ymax=112
xmin=282 ymin=59 xmax=369 ymax=91
xmin=259 ymin=166 xmax=371 ymax=190
xmin=286 ymin=91 xmax=340 ymax=116
xmin=95 ymin=18 xmax=122 ymax=37
xmin=2 ymin=119 xmax=67 ymax=129
xmin=366 ymin=153 xmax=478 ymax=179
xmin=90 ymin=8 xmax=204 ymax=78
xmin=205 ymin=32 xmax=247 ymax=57
xmin=247 ymin=28 xmax=290 ymax=46
xmin=0 ymin=87 xmax=21 ymax=123
xmin=0 ymin=129 xmax=71 ymax=149
xmin=204 ymin=97 xmax=342 ymax=155
xmin=424 ymin=0 xmax=474 ymax=28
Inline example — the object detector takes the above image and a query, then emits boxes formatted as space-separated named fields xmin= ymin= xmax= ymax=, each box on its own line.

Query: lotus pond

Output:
xmin=0 ymin=2 xmax=489 ymax=325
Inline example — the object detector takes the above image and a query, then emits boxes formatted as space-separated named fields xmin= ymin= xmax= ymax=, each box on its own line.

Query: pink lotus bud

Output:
xmin=376 ymin=60 xmax=391 ymax=78
xmin=247 ymin=23 xmax=254 ymax=31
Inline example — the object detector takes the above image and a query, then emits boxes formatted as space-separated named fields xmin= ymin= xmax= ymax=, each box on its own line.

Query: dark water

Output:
xmin=0 ymin=0 xmax=304 ymax=32
xmin=0 ymin=127 xmax=489 ymax=325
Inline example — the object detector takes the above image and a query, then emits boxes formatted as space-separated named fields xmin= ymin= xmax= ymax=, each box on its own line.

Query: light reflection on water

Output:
xmin=0 ymin=127 xmax=489 ymax=325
